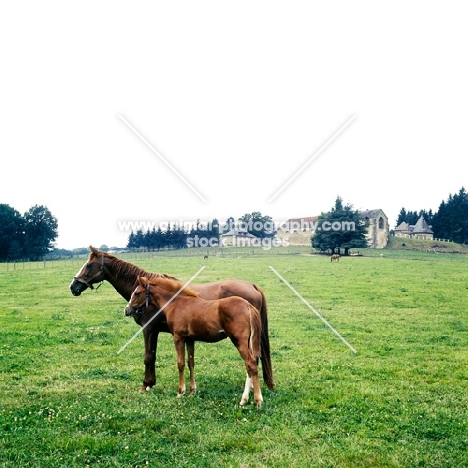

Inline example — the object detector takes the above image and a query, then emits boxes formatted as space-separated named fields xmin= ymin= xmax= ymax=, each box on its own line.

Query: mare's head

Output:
xmin=69 ymin=246 xmax=106 ymax=296
xmin=125 ymin=276 xmax=152 ymax=317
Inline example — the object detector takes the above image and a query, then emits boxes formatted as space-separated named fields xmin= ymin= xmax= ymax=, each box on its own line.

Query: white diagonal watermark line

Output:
xmin=269 ymin=266 xmax=357 ymax=354
xmin=268 ymin=114 xmax=356 ymax=202
xmin=117 ymin=266 xmax=206 ymax=355
xmin=118 ymin=114 xmax=207 ymax=203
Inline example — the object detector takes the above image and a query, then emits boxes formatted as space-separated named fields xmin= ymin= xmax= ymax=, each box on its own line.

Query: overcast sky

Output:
xmin=1 ymin=2 xmax=467 ymax=249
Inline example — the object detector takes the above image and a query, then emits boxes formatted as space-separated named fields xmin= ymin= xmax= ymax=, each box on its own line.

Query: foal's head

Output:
xmin=125 ymin=276 xmax=152 ymax=317
xmin=124 ymin=276 xmax=198 ymax=317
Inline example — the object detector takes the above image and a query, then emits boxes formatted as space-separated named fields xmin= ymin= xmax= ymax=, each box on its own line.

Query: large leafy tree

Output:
xmin=312 ymin=196 xmax=368 ymax=255
xmin=0 ymin=204 xmax=24 ymax=261
xmin=221 ymin=216 xmax=235 ymax=234
xmin=23 ymin=205 xmax=58 ymax=260
xmin=238 ymin=211 xmax=275 ymax=238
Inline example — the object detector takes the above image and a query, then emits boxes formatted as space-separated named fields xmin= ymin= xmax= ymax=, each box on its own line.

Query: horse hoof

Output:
xmin=139 ymin=385 xmax=151 ymax=393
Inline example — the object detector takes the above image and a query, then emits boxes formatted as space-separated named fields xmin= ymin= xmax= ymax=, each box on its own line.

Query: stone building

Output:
xmin=360 ymin=209 xmax=389 ymax=249
xmin=276 ymin=209 xmax=389 ymax=249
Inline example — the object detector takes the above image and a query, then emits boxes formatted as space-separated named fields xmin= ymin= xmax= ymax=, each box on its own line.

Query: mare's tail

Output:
xmin=253 ymin=285 xmax=275 ymax=390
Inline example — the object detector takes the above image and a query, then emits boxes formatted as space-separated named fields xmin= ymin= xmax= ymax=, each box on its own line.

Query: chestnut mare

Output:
xmin=125 ymin=276 xmax=264 ymax=407
xmin=69 ymin=246 xmax=274 ymax=393
xmin=330 ymin=254 xmax=340 ymax=262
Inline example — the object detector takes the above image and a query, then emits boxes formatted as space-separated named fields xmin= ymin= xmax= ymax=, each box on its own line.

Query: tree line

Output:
xmin=0 ymin=204 xmax=58 ymax=261
xmin=396 ymin=187 xmax=468 ymax=243
xmin=127 ymin=220 xmax=220 ymax=250
xmin=126 ymin=212 xmax=275 ymax=250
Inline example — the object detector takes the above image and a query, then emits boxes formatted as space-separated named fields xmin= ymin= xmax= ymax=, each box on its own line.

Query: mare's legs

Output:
xmin=141 ymin=328 xmax=159 ymax=392
xmin=173 ymin=335 xmax=186 ymax=398
xmin=186 ymin=339 xmax=197 ymax=395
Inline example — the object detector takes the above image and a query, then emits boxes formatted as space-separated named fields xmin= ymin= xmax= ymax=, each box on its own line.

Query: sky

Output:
xmin=1 ymin=2 xmax=467 ymax=250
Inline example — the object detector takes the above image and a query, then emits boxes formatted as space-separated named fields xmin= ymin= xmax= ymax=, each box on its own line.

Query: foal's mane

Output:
xmin=147 ymin=276 xmax=199 ymax=297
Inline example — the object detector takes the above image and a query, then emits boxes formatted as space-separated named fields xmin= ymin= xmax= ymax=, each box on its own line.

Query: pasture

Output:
xmin=0 ymin=248 xmax=467 ymax=467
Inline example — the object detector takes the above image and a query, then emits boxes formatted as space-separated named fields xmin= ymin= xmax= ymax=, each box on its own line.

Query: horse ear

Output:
xmin=138 ymin=276 xmax=148 ymax=286
xmin=89 ymin=246 xmax=99 ymax=256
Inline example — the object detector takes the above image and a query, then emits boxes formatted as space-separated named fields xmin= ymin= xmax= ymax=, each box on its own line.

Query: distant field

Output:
xmin=0 ymin=248 xmax=467 ymax=467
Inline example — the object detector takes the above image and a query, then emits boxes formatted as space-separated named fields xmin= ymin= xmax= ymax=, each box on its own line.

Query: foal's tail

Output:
xmin=248 ymin=304 xmax=262 ymax=360
xmin=253 ymin=285 xmax=275 ymax=390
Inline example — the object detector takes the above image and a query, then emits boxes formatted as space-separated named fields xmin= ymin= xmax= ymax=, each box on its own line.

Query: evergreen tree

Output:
xmin=396 ymin=208 xmax=407 ymax=227
xmin=312 ymin=196 xmax=368 ymax=255
xmin=153 ymin=227 xmax=165 ymax=250
xmin=432 ymin=187 xmax=468 ymax=243
xmin=209 ymin=218 xmax=220 ymax=239
xmin=127 ymin=229 xmax=145 ymax=249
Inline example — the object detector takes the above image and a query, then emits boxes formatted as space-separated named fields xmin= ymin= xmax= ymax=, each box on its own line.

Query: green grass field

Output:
xmin=1 ymin=248 xmax=467 ymax=467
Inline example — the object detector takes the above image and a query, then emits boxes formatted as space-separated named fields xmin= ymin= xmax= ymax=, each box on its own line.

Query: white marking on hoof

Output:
xmin=177 ymin=385 xmax=186 ymax=398
xmin=240 ymin=375 xmax=253 ymax=406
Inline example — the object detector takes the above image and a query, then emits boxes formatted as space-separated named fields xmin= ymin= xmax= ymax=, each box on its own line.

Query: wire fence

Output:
xmin=0 ymin=247 xmax=316 ymax=273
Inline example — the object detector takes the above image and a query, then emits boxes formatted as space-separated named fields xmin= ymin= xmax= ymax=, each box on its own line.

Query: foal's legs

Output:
xmin=186 ymin=339 xmax=197 ymax=395
xmin=240 ymin=374 xmax=254 ymax=406
xmin=173 ymin=335 xmax=186 ymax=397
xmin=236 ymin=344 xmax=263 ymax=408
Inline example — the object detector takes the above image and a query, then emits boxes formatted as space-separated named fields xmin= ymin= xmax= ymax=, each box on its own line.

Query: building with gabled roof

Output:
xmin=394 ymin=221 xmax=411 ymax=237
xmin=220 ymin=228 xmax=257 ymax=247
xmin=394 ymin=215 xmax=434 ymax=240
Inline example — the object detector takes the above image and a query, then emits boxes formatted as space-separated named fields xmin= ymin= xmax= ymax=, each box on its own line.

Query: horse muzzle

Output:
xmin=70 ymin=279 xmax=86 ymax=296
xmin=125 ymin=304 xmax=143 ymax=317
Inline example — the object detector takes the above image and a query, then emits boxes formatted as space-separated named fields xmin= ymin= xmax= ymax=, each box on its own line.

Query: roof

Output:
xmin=359 ymin=209 xmax=387 ymax=219
xmin=395 ymin=221 xmax=410 ymax=231
xmin=221 ymin=228 xmax=257 ymax=238
xmin=412 ymin=216 xmax=434 ymax=234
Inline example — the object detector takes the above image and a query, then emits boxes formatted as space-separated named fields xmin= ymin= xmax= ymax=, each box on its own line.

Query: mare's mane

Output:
xmin=90 ymin=249 xmax=179 ymax=284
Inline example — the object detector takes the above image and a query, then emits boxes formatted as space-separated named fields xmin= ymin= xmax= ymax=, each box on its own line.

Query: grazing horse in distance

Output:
xmin=125 ymin=276 xmax=265 ymax=408
xmin=69 ymin=246 xmax=275 ymax=393
xmin=331 ymin=254 xmax=340 ymax=262
xmin=204 ymin=254 xmax=208 ymax=260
